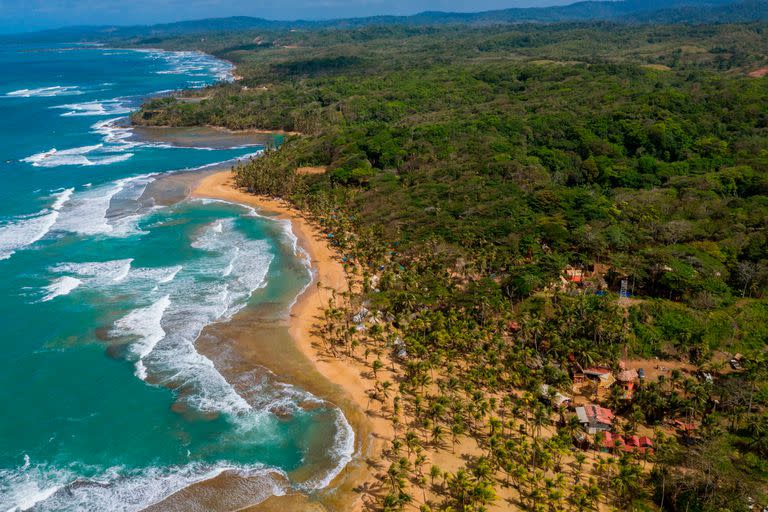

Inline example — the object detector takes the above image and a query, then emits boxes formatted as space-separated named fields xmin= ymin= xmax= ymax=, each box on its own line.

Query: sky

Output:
xmin=0 ymin=0 xmax=572 ymax=33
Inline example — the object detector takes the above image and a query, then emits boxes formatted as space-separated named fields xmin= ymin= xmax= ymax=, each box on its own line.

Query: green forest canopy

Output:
xmin=131 ymin=21 xmax=768 ymax=510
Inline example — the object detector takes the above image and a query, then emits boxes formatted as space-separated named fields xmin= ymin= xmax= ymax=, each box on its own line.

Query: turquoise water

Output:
xmin=0 ymin=43 xmax=352 ymax=510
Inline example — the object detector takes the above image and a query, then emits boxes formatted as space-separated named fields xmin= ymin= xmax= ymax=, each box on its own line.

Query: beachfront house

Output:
xmin=576 ymin=404 xmax=614 ymax=434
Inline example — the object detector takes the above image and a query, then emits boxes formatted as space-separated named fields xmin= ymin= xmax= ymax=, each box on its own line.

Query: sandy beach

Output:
xmin=190 ymin=170 xmax=394 ymax=511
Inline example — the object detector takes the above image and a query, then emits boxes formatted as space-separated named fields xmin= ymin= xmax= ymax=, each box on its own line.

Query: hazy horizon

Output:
xmin=0 ymin=0 xmax=574 ymax=34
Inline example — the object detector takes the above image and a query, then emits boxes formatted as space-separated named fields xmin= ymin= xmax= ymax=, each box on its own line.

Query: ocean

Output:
xmin=0 ymin=42 xmax=352 ymax=510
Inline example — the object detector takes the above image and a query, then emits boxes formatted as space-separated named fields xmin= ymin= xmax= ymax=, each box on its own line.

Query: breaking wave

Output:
xmin=52 ymin=175 xmax=155 ymax=237
xmin=22 ymin=144 xmax=134 ymax=168
xmin=0 ymin=458 xmax=287 ymax=512
xmin=40 ymin=276 xmax=83 ymax=302
xmin=47 ymin=216 xmax=273 ymax=416
xmin=0 ymin=188 xmax=73 ymax=261
xmin=3 ymin=85 xmax=83 ymax=98
xmin=2 ymin=46 xmax=354 ymax=512
xmin=136 ymin=49 xmax=234 ymax=82
xmin=51 ymin=99 xmax=133 ymax=117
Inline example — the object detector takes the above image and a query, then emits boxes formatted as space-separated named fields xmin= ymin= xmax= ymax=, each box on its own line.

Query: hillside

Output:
xmin=4 ymin=0 xmax=767 ymax=43
xmin=131 ymin=20 xmax=768 ymax=512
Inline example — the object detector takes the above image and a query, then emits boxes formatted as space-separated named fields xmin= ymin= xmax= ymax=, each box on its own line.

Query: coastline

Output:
xmin=132 ymin=47 xmax=385 ymax=510
xmin=0 ymin=43 xmax=366 ymax=512
xmin=190 ymin=170 xmax=393 ymax=511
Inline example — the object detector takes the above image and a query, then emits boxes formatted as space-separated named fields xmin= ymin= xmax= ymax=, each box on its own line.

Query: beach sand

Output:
xmin=188 ymin=170 xmax=393 ymax=511
xmin=143 ymin=169 xmax=527 ymax=512
xmin=130 ymin=125 xmax=281 ymax=149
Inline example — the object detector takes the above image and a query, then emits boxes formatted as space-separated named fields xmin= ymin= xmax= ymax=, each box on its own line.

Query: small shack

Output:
xmin=539 ymin=384 xmax=572 ymax=408
xmin=615 ymin=369 xmax=639 ymax=400
xmin=583 ymin=368 xmax=615 ymax=388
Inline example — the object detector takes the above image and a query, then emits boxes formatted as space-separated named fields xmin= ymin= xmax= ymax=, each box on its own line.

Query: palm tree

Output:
xmin=405 ymin=430 xmax=420 ymax=457
xmin=379 ymin=380 xmax=393 ymax=400
xmin=450 ymin=421 xmax=465 ymax=453
xmin=585 ymin=478 xmax=602 ymax=510
xmin=429 ymin=464 xmax=442 ymax=489
xmin=431 ymin=424 xmax=445 ymax=447
xmin=372 ymin=359 xmax=383 ymax=379
xmin=574 ymin=452 xmax=587 ymax=481
xmin=747 ymin=413 xmax=768 ymax=456
xmin=569 ymin=484 xmax=591 ymax=511
xmin=610 ymin=456 xmax=642 ymax=507
xmin=531 ymin=404 xmax=551 ymax=438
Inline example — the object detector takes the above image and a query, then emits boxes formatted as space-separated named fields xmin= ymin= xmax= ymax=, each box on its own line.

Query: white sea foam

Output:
xmin=51 ymin=99 xmax=132 ymax=117
xmin=113 ymin=261 xmax=132 ymax=283
xmin=0 ymin=188 xmax=73 ymax=261
xmin=0 ymin=460 xmax=287 ymax=512
xmin=144 ymin=50 xmax=234 ymax=82
xmin=26 ymin=205 xmax=355 ymax=506
xmin=40 ymin=276 xmax=83 ymax=302
xmin=90 ymin=116 xmax=263 ymax=153
xmin=192 ymin=197 xmax=257 ymax=215
xmin=48 ymin=261 xmax=184 ymax=298
xmin=91 ymin=118 xmax=134 ymax=146
xmin=4 ymin=85 xmax=83 ymax=98
xmin=47 ymin=217 xmax=273 ymax=416
xmin=50 ymin=188 xmax=75 ymax=210
xmin=0 ymin=211 xmax=58 ymax=261
xmin=22 ymin=144 xmax=100 ymax=166
xmin=111 ymin=295 xmax=171 ymax=379
xmin=222 ymin=256 xmax=235 ymax=277
xmin=93 ymin=153 xmax=133 ymax=165
xmin=231 ymin=370 xmax=356 ymax=492
xmin=90 ymin=218 xmax=271 ymax=416
xmin=144 ymin=286 xmax=256 ymax=414
xmin=123 ymin=218 xmax=272 ymax=415
xmin=314 ymin=410 xmax=356 ymax=490
xmin=278 ymin=217 xmax=312 ymax=277
xmin=238 ymin=149 xmax=264 ymax=161
xmin=53 ymin=182 xmax=125 ymax=235
xmin=158 ymin=265 xmax=183 ymax=284
xmin=190 ymin=218 xmax=273 ymax=316
xmin=2 ymin=479 xmax=63 ymax=511
xmin=52 ymin=175 xmax=154 ymax=236
xmin=240 ymin=370 xmax=355 ymax=492
xmin=22 ymin=144 xmax=134 ymax=168
xmin=52 ymin=259 xmax=134 ymax=283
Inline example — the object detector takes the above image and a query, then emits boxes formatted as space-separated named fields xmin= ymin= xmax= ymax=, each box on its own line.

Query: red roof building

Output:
xmin=600 ymin=433 xmax=654 ymax=454
xmin=601 ymin=432 xmax=625 ymax=450
xmin=576 ymin=404 xmax=615 ymax=434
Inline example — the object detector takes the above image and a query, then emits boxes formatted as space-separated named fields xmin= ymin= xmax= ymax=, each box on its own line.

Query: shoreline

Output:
xmin=190 ymin=170 xmax=392 ymax=511
xmin=126 ymin=45 xmax=303 ymax=137
xmin=131 ymin=122 xmax=302 ymax=137
xmin=132 ymin=47 xmax=384 ymax=509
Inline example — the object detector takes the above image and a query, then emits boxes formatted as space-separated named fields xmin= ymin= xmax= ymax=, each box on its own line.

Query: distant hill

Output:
xmin=0 ymin=17 xmax=284 ymax=43
xmin=3 ymin=0 xmax=766 ymax=43
xmin=628 ymin=0 xmax=768 ymax=22
xmin=368 ymin=0 xmax=742 ymax=25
